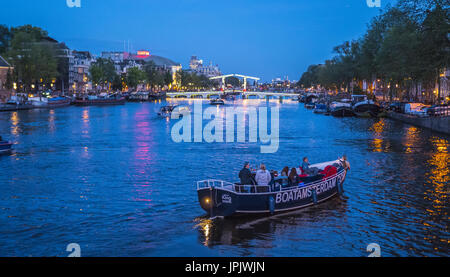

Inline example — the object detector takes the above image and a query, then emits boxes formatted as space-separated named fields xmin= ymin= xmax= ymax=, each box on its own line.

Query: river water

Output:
xmin=0 ymin=98 xmax=448 ymax=257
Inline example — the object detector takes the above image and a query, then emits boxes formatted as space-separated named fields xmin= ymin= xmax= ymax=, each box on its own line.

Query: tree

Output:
xmin=4 ymin=68 xmax=13 ymax=90
xmin=0 ymin=25 xmax=11 ymax=55
xmin=163 ymin=71 xmax=173 ymax=87
xmin=298 ymin=2 xmax=449 ymax=103
xmin=225 ymin=76 xmax=240 ymax=87
xmin=126 ymin=67 xmax=146 ymax=90
xmin=89 ymin=58 xmax=117 ymax=91
xmin=5 ymin=28 xmax=58 ymax=93
xmin=418 ymin=5 xmax=450 ymax=100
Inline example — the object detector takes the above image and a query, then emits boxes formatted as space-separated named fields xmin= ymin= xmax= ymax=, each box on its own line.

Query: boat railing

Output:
xmin=196 ymin=179 xmax=236 ymax=190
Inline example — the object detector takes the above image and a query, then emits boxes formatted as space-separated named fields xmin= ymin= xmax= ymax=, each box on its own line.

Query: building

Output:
xmin=189 ymin=56 xmax=203 ymax=70
xmin=0 ymin=55 xmax=13 ymax=102
xmin=189 ymin=56 xmax=221 ymax=78
xmin=38 ymin=37 xmax=75 ymax=93
xmin=101 ymin=50 xmax=182 ymax=87
xmin=72 ymin=50 xmax=95 ymax=93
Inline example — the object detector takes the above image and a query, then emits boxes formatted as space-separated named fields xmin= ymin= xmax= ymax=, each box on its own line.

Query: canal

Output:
xmin=0 ymin=99 xmax=448 ymax=257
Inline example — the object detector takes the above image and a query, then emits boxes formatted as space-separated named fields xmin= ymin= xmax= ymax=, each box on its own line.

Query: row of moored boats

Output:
xmin=0 ymin=93 xmax=127 ymax=112
xmin=300 ymin=94 xmax=386 ymax=118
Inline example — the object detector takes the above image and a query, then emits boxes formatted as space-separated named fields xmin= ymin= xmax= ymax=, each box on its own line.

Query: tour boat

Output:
xmin=197 ymin=159 xmax=348 ymax=217
xmin=351 ymin=95 xmax=382 ymax=117
xmin=330 ymin=101 xmax=355 ymax=117
xmin=74 ymin=93 xmax=126 ymax=106
xmin=0 ymin=139 xmax=13 ymax=154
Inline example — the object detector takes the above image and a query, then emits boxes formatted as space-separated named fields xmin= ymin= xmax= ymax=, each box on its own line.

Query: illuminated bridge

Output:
xmin=166 ymin=90 xmax=301 ymax=99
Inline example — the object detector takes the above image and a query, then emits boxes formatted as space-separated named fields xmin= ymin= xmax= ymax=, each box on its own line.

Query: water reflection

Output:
xmin=10 ymin=111 xmax=19 ymax=135
xmin=195 ymin=198 xmax=349 ymax=252
xmin=369 ymin=119 xmax=389 ymax=152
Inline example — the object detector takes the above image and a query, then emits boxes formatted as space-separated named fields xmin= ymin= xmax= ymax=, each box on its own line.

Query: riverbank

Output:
xmin=387 ymin=111 xmax=450 ymax=135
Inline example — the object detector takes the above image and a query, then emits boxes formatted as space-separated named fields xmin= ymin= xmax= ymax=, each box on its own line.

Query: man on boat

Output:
xmin=340 ymin=155 xmax=351 ymax=170
xmin=301 ymin=157 xmax=320 ymax=175
xmin=239 ymin=162 xmax=254 ymax=185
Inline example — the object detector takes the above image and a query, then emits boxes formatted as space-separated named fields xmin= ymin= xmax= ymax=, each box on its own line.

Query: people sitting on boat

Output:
xmin=239 ymin=162 xmax=254 ymax=185
xmin=301 ymin=157 xmax=320 ymax=175
xmin=255 ymin=164 xmax=271 ymax=186
xmin=281 ymin=166 xmax=289 ymax=177
xmin=301 ymin=157 xmax=310 ymax=172
xmin=288 ymin=167 xmax=299 ymax=186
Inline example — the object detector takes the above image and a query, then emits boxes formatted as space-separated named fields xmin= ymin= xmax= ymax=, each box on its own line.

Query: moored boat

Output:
xmin=313 ymin=103 xmax=328 ymax=114
xmin=351 ymin=95 xmax=382 ymax=117
xmin=304 ymin=93 xmax=318 ymax=109
xmin=210 ymin=98 xmax=225 ymax=105
xmin=0 ymin=137 xmax=13 ymax=154
xmin=158 ymin=105 xmax=190 ymax=118
xmin=29 ymin=96 xmax=71 ymax=108
xmin=330 ymin=100 xmax=355 ymax=117
xmin=74 ymin=93 xmax=125 ymax=106
xmin=197 ymin=159 xmax=348 ymax=217
xmin=0 ymin=96 xmax=34 ymax=112
xmin=304 ymin=102 xmax=315 ymax=109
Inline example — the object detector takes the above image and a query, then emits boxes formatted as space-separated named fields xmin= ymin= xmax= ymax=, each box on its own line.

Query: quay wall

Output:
xmin=387 ymin=112 xmax=450 ymax=135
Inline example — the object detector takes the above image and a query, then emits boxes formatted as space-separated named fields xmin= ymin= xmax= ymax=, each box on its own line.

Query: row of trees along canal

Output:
xmin=298 ymin=0 xmax=449 ymax=104
xmin=0 ymin=24 xmax=233 ymax=94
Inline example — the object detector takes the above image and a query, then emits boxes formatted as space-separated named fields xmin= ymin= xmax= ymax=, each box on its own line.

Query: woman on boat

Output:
xmin=281 ymin=166 xmax=289 ymax=177
xmin=255 ymin=164 xmax=271 ymax=186
xmin=288 ymin=167 xmax=299 ymax=186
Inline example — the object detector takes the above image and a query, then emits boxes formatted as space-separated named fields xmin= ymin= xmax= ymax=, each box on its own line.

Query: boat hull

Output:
xmin=331 ymin=107 xmax=355 ymax=117
xmin=0 ymin=104 xmax=34 ymax=112
xmin=198 ymin=169 xmax=347 ymax=217
xmin=353 ymin=103 xmax=382 ymax=117
xmin=74 ymin=98 xmax=126 ymax=106
xmin=0 ymin=141 xmax=13 ymax=153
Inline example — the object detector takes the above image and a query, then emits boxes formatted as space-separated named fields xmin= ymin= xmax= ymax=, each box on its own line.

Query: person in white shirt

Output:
xmin=255 ymin=164 xmax=272 ymax=186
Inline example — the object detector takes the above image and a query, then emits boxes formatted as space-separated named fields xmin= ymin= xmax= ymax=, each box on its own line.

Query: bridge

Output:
xmin=209 ymin=74 xmax=260 ymax=91
xmin=166 ymin=90 xmax=301 ymax=99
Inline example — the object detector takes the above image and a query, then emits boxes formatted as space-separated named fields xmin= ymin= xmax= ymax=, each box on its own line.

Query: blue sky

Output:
xmin=3 ymin=0 xmax=396 ymax=81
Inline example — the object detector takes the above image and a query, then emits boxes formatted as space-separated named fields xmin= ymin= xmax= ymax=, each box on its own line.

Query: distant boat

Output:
xmin=351 ymin=95 xmax=383 ymax=117
xmin=304 ymin=93 xmax=319 ymax=109
xmin=210 ymin=98 xmax=225 ymax=105
xmin=157 ymin=105 xmax=190 ymax=118
xmin=330 ymin=100 xmax=355 ymax=117
xmin=29 ymin=96 xmax=71 ymax=108
xmin=74 ymin=93 xmax=125 ymax=106
xmin=313 ymin=103 xmax=329 ymax=114
xmin=0 ymin=137 xmax=13 ymax=154
xmin=0 ymin=97 xmax=34 ymax=112
xmin=148 ymin=91 xmax=166 ymax=100
xmin=305 ymin=102 xmax=315 ymax=109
